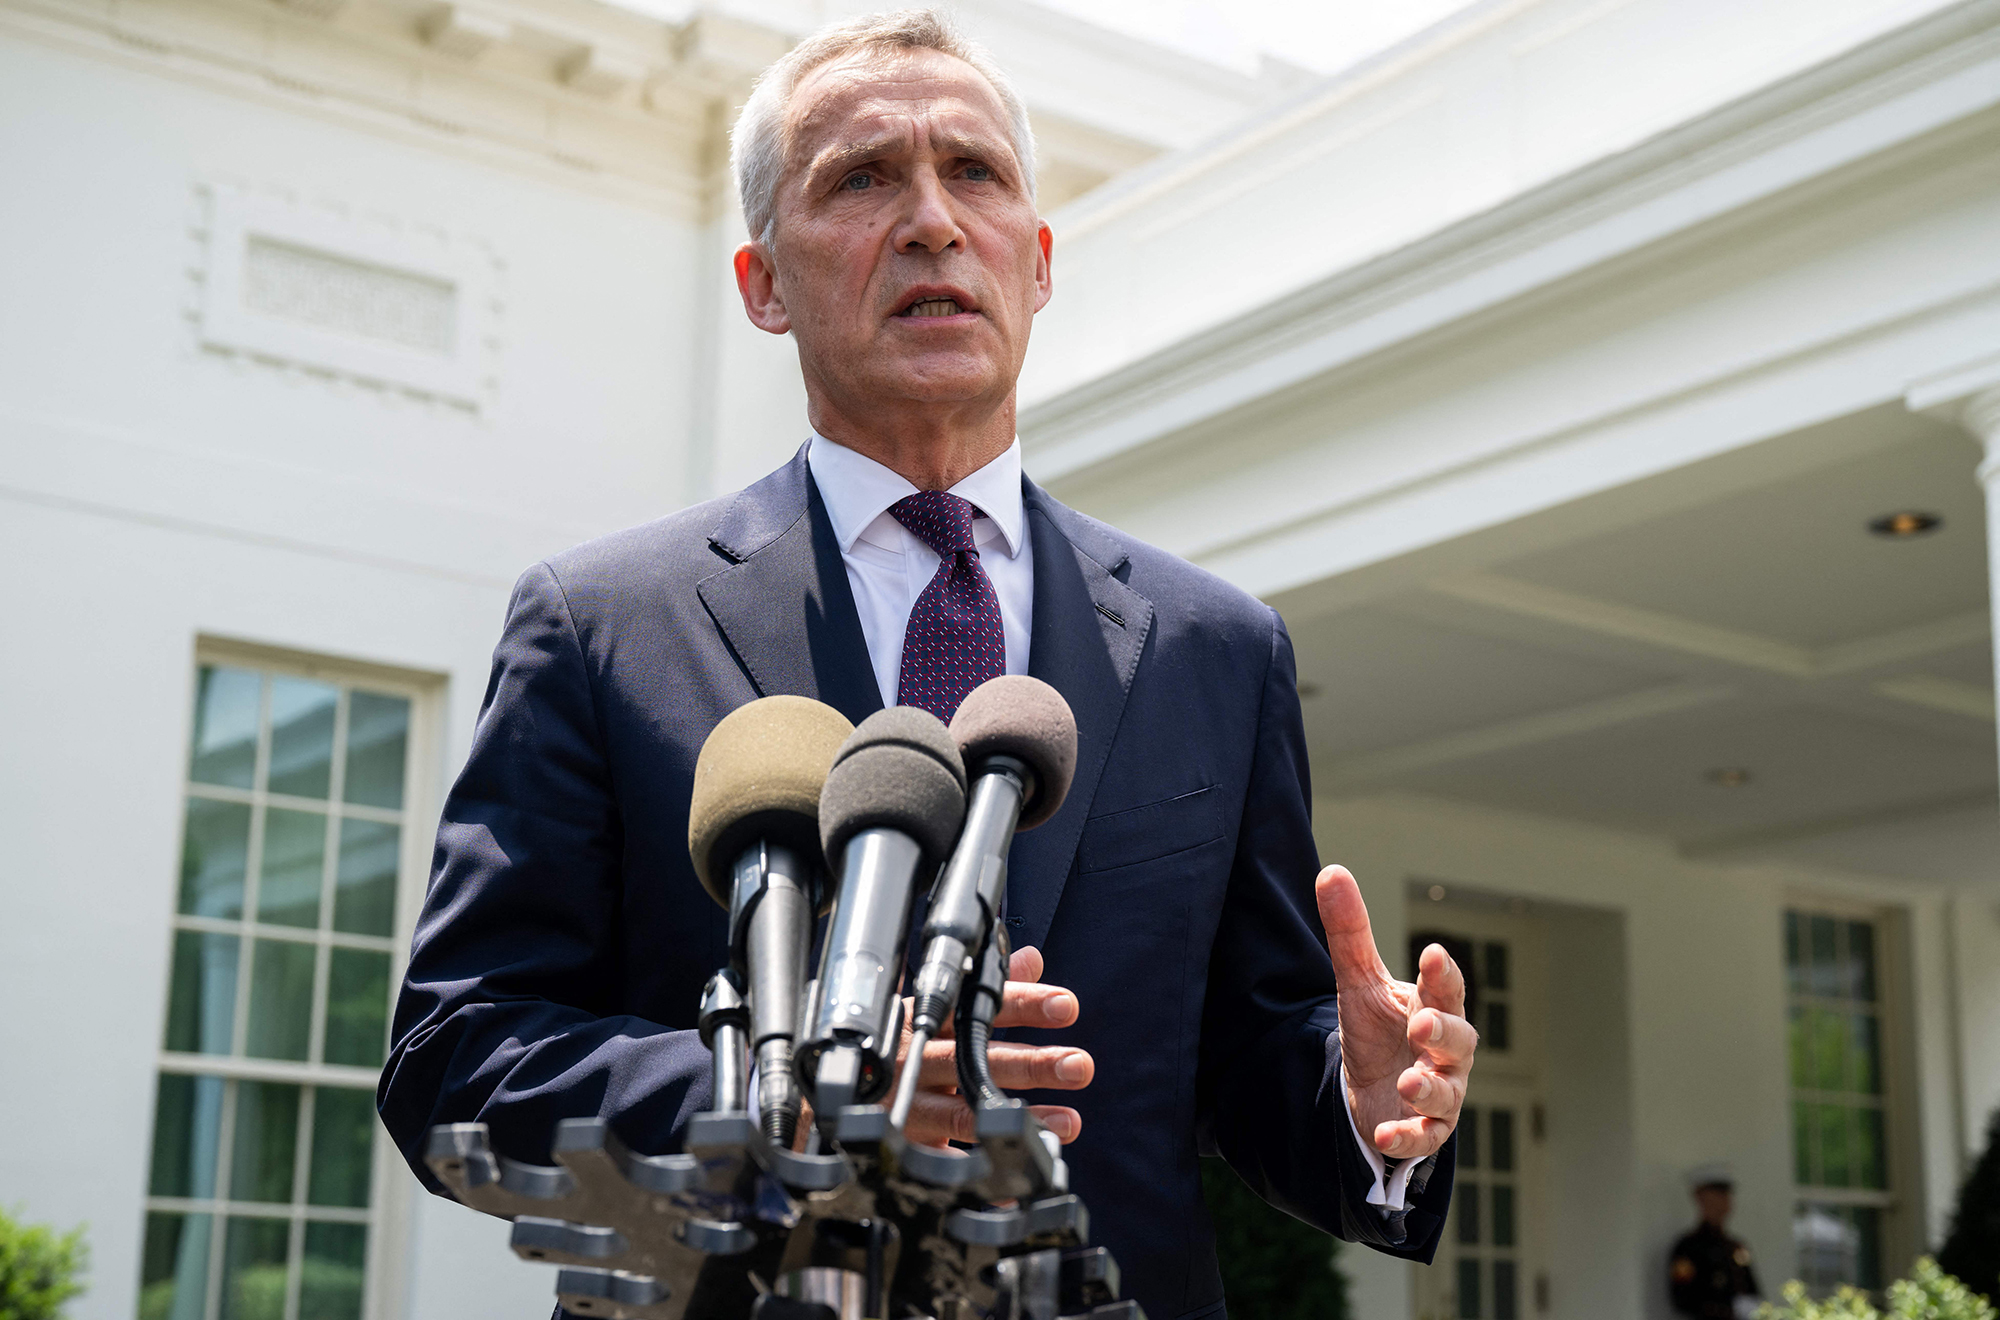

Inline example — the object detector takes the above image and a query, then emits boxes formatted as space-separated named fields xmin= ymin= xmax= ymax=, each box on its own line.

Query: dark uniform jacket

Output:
xmin=377 ymin=450 xmax=1454 ymax=1319
xmin=1669 ymin=1221 xmax=1760 ymax=1319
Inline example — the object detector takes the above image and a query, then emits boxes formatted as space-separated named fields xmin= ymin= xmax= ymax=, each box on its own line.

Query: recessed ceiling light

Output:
xmin=1869 ymin=511 xmax=1941 ymax=538
xmin=1427 ymin=884 xmax=1447 ymax=902
xmin=1705 ymin=767 xmax=1753 ymax=788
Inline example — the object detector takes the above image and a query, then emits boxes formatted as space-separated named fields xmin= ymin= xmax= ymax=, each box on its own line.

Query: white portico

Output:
xmin=1019 ymin=0 xmax=2000 ymax=1316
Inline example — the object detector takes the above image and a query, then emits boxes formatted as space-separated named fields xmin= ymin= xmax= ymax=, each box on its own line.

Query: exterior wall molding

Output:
xmin=1020 ymin=0 xmax=2000 ymax=482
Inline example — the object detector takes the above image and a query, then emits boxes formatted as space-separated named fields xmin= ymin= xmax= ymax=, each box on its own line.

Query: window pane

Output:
xmin=324 ymin=949 xmax=390 ymax=1068
xmin=1485 ymin=1000 xmax=1511 ymax=1052
xmin=245 ymin=939 xmax=316 ymax=1062
xmin=180 ymin=798 xmax=251 ymax=920
xmin=1808 ymin=916 xmax=1839 ymax=997
xmin=1788 ymin=1006 xmax=1810 ymax=1089
xmin=1460 ymin=1106 xmax=1480 ymax=1169
xmin=1851 ymin=1206 xmax=1883 ymax=1289
xmin=149 ymin=1073 xmax=224 ymax=1199
xmin=300 ymin=1222 xmax=367 ymax=1320
xmin=165 ymin=931 xmax=239 ymax=1056
xmin=1491 ymin=1109 xmax=1515 ymax=1172
xmin=268 ymin=678 xmax=337 ymax=800
xmin=1483 ymin=942 xmax=1509 ymax=991
xmin=309 ymin=1087 xmax=376 ymax=1208
xmin=1784 ymin=912 xmax=1804 ymax=993
xmin=333 ymin=818 xmax=398 ymax=938
xmin=1854 ymin=1106 xmax=1887 ymax=1190
xmin=1494 ymin=1260 xmax=1518 ymax=1320
xmin=344 ymin=691 xmax=409 ymax=810
xmin=1816 ymin=1104 xmax=1850 ymax=1187
xmin=1457 ymin=1181 xmax=1480 ymax=1244
xmin=1457 ymin=1258 xmax=1482 ymax=1319
xmin=1792 ymin=1100 xmax=1815 ymax=1184
xmin=140 ymin=1211 xmax=212 ymax=1320
xmin=191 ymin=667 xmax=261 ymax=789
xmin=258 ymin=808 xmax=327 ymax=930
xmin=1847 ymin=922 xmax=1876 ymax=1002
xmin=1852 ymin=1014 xmax=1881 ymax=1095
xmin=1795 ymin=1202 xmax=1853 ymax=1292
xmin=230 ymin=1081 xmax=300 ymax=1204
xmin=1810 ymin=1008 xmax=1848 ymax=1093
xmin=1492 ymin=1184 xmax=1516 ymax=1248
xmin=221 ymin=1216 xmax=291 ymax=1320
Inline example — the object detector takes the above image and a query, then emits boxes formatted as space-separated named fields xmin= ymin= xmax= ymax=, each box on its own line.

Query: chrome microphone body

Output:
xmin=685 ymin=695 xmax=854 ymax=1145
xmin=890 ymin=677 xmax=1079 ymax=1132
xmin=797 ymin=708 xmax=968 ymax=1122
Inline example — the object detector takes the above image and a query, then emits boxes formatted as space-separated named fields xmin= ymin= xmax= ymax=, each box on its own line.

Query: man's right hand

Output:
xmin=893 ymin=945 xmax=1093 ymax=1147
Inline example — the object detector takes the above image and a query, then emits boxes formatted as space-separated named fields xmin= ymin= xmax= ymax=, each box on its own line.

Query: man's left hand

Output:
xmin=1318 ymin=865 xmax=1476 ymax=1160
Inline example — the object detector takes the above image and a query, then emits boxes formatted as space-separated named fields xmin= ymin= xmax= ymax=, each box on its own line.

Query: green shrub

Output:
xmin=1755 ymin=1258 xmax=1995 ymax=1320
xmin=1939 ymin=1107 xmax=2000 ymax=1303
xmin=0 ymin=1207 xmax=87 ymax=1320
xmin=1201 ymin=1157 xmax=1350 ymax=1320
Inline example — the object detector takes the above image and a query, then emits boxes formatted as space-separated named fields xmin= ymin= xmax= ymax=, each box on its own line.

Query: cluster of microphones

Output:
xmin=423 ymin=676 xmax=1145 ymax=1320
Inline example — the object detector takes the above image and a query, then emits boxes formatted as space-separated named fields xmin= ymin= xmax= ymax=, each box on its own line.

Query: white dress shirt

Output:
xmin=805 ymin=430 xmax=1412 ymax=1216
xmin=807 ymin=432 xmax=1034 ymax=709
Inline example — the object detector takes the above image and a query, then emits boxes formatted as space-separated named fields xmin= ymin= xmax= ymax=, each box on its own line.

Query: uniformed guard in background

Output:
xmin=1669 ymin=1164 xmax=1762 ymax=1320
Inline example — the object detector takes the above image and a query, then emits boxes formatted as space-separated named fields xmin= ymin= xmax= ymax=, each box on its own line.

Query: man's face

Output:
xmin=1695 ymin=1186 xmax=1733 ymax=1225
xmin=736 ymin=46 xmax=1052 ymax=414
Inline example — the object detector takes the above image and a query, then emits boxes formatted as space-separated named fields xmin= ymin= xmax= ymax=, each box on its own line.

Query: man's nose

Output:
xmin=895 ymin=168 xmax=963 ymax=254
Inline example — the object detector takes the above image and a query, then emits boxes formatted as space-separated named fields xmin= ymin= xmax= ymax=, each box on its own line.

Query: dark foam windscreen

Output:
xmin=687 ymin=696 xmax=855 ymax=907
xmin=818 ymin=707 xmax=968 ymax=865
xmin=948 ymin=676 xmax=1078 ymax=830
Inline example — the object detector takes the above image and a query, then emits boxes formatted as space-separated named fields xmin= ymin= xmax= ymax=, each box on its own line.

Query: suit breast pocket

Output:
xmin=1078 ymin=784 xmax=1226 ymax=875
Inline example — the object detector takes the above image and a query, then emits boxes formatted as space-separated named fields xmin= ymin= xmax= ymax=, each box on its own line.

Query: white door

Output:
xmin=1411 ymin=902 xmax=1549 ymax=1320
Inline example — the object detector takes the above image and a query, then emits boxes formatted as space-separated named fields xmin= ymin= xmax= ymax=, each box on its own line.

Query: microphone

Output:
xmin=797 ymin=707 xmax=967 ymax=1118
xmin=890 ymin=676 xmax=1077 ymax=1131
xmin=687 ymin=695 xmax=855 ymax=1146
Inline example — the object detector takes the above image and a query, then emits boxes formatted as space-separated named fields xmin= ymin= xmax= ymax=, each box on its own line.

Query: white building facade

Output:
xmin=0 ymin=1 xmax=1994 ymax=1319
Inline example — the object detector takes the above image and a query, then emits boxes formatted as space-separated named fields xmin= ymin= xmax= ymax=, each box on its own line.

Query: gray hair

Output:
xmin=729 ymin=9 xmax=1037 ymax=244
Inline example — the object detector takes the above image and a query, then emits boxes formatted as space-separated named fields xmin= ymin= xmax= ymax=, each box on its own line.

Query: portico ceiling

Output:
xmin=1293 ymin=407 xmax=1999 ymax=884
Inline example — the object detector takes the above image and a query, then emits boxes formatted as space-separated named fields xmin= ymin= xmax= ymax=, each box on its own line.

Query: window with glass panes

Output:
xmin=143 ymin=660 xmax=414 ymax=1320
xmin=1785 ymin=909 xmax=1891 ymax=1293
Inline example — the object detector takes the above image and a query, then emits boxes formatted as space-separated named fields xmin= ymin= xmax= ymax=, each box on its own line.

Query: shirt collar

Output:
xmin=806 ymin=431 xmax=1025 ymax=559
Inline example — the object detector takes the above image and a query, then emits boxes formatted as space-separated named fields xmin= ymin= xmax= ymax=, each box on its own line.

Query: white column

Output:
xmin=1971 ymin=387 xmax=2000 ymax=716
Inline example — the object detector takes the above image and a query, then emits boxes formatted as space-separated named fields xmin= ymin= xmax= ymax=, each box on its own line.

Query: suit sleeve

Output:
xmin=376 ymin=562 xmax=712 ymax=1186
xmin=1195 ymin=609 xmax=1454 ymax=1260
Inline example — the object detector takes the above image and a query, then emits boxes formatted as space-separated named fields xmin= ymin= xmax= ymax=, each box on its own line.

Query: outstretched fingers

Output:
xmin=1316 ymin=866 xmax=1391 ymax=989
xmin=1415 ymin=942 xmax=1468 ymax=1019
xmin=903 ymin=1091 xmax=1081 ymax=1149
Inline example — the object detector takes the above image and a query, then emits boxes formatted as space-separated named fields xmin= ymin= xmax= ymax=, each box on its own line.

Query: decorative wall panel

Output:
xmin=194 ymin=185 xmax=501 ymax=408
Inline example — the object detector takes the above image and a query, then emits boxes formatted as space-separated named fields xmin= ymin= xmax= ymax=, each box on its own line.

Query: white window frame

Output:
xmin=1782 ymin=893 xmax=1920 ymax=1291
xmin=145 ymin=638 xmax=443 ymax=1320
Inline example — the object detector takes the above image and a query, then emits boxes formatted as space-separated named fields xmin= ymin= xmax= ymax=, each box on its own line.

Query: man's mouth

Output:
xmin=898 ymin=297 xmax=968 ymax=318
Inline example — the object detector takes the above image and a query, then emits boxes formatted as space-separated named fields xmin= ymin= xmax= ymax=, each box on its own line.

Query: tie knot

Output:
xmin=890 ymin=490 xmax=981 ymax=557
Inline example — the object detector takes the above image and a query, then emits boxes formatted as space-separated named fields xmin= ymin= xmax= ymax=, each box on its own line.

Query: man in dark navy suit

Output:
xmin=378 ymin=11 xmax=1474 ymax=1317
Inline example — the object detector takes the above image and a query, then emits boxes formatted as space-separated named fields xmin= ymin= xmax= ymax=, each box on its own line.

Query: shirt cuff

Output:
xmin=1341 ymin=1065 xmax=1417 ymax=1214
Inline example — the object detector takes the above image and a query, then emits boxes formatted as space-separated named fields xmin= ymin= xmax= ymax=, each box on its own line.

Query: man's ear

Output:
xmin=734 ymin=243 xmax=792 ymax=335
xmin=1032 ymin=222 xmax=1054 ymax=314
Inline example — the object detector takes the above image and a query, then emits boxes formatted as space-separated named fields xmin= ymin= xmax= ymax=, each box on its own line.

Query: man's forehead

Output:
xmin=789 ymin=48 xmax=1010 ymax=149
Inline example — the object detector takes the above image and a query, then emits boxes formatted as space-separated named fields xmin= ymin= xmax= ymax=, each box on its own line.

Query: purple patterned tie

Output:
xmin=890 ymin=490 xmax=1006 ymax=721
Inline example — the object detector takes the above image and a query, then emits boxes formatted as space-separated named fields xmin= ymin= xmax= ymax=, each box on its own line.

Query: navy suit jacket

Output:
xmin=379 ymin=450 xmax=1452 ymax=1319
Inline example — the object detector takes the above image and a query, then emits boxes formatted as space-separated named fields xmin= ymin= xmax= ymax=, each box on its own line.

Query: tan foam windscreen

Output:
xmin=687 ymin=695 xmax=855 ymax=907
xmin=948 ymin=676 xmax=1078 ymax=829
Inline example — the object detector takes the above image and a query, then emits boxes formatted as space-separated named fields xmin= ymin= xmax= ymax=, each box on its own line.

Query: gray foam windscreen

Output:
xmin=818 ymin=706 xmax=968 ymax=864
xmin=687 ymin=695 xmax=855 ymax=907
xmin=948 ymin=675 xmax=1078 ymax=829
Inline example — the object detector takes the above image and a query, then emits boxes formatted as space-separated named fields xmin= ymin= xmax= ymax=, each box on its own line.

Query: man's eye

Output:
xmin=963 ymin=164 xmax=993 ymax=181
xmin=842 ymin=173 xmax=873 ymax=191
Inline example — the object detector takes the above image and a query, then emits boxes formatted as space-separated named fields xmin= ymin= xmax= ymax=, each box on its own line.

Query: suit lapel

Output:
xmin=695 ymin=448 xmax=883 ymax=727
xmin=1008 ymin=479 xmax=1154 ymax=953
